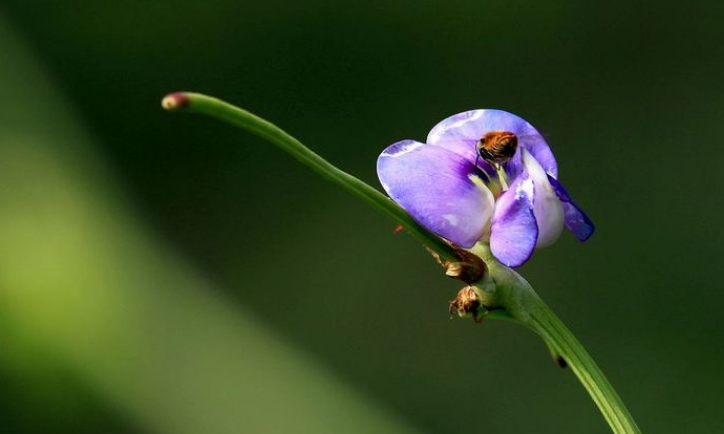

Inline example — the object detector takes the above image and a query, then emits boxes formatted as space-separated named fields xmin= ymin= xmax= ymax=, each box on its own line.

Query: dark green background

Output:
xmin=2 ymin=1 xmax=723 ymax=433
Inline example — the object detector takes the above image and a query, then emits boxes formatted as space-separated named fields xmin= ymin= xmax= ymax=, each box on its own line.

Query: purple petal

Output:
xmin=426 ymin=109 xmax=557 ymax=178
xmin=377 ymin=140 xmax=495 ymax=248
xmin=548 ymin=176 xmax=595 ymax=241
xmin=490 ymin=174 xmax=538 ymax=267
xmin=426 ymin=110 xmax=488 ymax=162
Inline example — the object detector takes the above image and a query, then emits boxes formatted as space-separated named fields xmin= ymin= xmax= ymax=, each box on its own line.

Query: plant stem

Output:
xmin=163 ymin=91 xmax=642 ymax=434
xmin=471 ymin=245 xmax=642 ymax=434
xmin=528 ymin=302 xmax=641 ymax=434
xmin=161 ymin=92 xmax=457 ymax=262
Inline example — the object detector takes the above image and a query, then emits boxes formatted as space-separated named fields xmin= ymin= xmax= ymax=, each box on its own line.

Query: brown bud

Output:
xmin=445 ymin=261 xmax=485 ymax=284
xmin=449 ymin=286 xmax=486 ymax=323
xmin=426 ymin=247 xmax=486 ymax=284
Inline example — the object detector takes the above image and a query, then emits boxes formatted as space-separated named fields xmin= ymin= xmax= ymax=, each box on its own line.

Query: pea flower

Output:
xmin=377 ymin=109 xmax=594 ymax=267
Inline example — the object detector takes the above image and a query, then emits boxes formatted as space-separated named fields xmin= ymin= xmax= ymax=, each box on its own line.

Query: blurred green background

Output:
xmin=1 ymin=1 xmax=723 ymax=433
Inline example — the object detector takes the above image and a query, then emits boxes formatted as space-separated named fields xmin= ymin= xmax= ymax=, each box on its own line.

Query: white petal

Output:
xmin=521 ymin=149 xmax=564 ymax=248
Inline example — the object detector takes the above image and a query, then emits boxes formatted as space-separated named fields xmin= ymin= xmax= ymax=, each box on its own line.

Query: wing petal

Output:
xmin=377 ymin=140 xmax=495 ymax=248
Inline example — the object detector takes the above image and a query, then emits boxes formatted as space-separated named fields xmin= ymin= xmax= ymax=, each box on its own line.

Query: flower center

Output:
xmin=476 ymin=131 xmax=517 ymax=192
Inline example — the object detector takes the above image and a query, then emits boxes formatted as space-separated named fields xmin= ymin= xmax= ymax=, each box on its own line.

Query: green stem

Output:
xmin=471 ymin=245 xmax=642 ymax=434
xmin=161 ymin=92 xmax=457 ymax=262
xmin=529 ymin=303 xmax=640 ymax=434
xmin=163 ymin=91 xmax=642 ymax=434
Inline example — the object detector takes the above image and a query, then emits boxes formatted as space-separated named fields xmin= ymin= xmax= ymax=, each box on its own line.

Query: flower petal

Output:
xmin=522 ymin=150 xmax=564 ymax=248
xmin=426 ymin=110 xmax=487 ymax=162
xmin=490 ymin=174 xmax=538 ymax=267
xmin=547 ymin=176 xmax=595 ymax=241
xmin=426 ymin=109 xmax=557 ymax=178
xmin=377 ymin=140 xmax=495 ymax=248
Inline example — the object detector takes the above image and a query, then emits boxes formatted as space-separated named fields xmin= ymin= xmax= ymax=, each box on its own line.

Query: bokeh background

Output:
xmin=1 ymin=1 xmax=723 ymax=433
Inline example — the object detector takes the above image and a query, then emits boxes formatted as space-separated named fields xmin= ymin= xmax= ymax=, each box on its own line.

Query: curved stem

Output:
xmin=471 ymin=245 xmax=642 ymax=434
xmin=163 ymin=92 xmax=642 ymax=434
xmin=528 ymin=302 xmax=641 ymax=434
xmin=161 ymin=92 xmax=457 ymax=262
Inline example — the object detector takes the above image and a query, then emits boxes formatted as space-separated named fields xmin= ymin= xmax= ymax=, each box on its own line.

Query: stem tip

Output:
xmin=162 ymin=92 xmax=190 ymax=110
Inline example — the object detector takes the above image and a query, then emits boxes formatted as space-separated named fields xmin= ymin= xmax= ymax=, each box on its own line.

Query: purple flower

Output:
xmin=377 ymin=109 xmax=594 ymax=267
